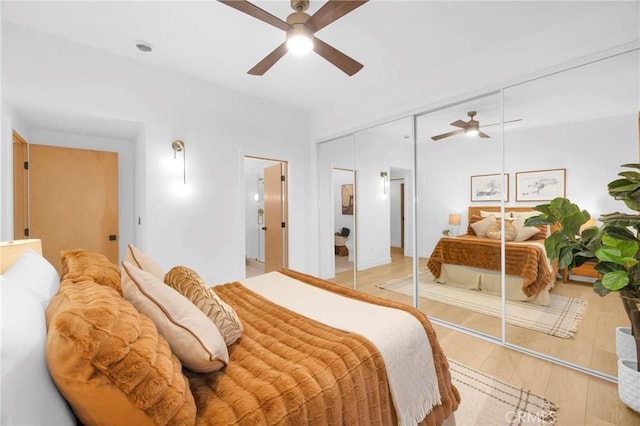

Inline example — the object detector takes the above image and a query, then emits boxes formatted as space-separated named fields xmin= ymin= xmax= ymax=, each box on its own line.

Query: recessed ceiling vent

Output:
xmin=135 ymin=41 xmax=153 ymax=53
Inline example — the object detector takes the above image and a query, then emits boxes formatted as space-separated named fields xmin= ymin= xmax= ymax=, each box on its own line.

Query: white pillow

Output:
xmin=480 ymin=210 xmax=513 ymax=220
xmin=1 ymin=276 xmax=75 ymax=425
xmin=471 ymin=214 xmax=496 ymax=237
xmin=512 ymin=210 xmax=541 ymax=220
xmin=121 ymin=261 xmax=229 ymax=373
xmin=3 ymin=250 xmax=59 ymax=307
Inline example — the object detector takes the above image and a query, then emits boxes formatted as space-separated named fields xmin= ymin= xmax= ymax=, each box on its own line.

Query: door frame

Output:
xmin=12 ymin=131 xmax=29 ymax=239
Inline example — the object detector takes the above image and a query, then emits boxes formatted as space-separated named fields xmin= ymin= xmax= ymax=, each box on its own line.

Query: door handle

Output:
xmin=261 ymin=227 xmax=266 ymax=231
xmin=109 ymin=234 xmax=117 ymax=241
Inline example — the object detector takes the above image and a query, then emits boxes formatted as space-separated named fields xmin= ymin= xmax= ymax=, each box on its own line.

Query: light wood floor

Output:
xmin=331 ymin=248 xmax=640 ymax=425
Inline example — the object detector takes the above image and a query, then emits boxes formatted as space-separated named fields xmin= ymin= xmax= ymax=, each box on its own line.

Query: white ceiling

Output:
xmin=2 ymin=1 xmax=639 ymax=135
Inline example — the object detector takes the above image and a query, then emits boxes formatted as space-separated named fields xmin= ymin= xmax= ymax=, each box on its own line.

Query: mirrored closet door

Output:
xmin=318 ymin=135 xmax=356 ymax=286
xmin=317 ymin=44 xmax=639 ymax=382
xmin=503 ymin=48 xmax=640 ymax=378
xmin=352 ymin=117 xmax=415 ymax=302
xmin=415 ymin=92 xmax=505 ymax=338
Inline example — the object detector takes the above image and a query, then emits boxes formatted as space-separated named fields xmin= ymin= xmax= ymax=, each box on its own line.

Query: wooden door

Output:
xmin=263 ymin=162 xmax=287 ymax=272
xmin=28 ymin=144 xmax=119 ymax=273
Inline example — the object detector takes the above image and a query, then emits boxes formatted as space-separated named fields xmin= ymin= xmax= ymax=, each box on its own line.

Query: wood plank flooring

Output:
xmin=330 ymin=248 xmax=640 ymax=425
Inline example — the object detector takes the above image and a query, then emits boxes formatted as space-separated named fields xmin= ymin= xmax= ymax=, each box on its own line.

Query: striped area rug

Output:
xmin=377 ymin=272 xmax=586 ymax=339
xmin=449 ymin=360 xmax=558 ymax=425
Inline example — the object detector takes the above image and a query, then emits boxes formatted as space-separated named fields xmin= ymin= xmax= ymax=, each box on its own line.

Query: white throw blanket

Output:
xmin=241 ymin=272 xmax=441 ymax=425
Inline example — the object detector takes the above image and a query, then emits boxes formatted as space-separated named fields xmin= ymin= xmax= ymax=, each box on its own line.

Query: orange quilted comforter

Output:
xmin=427 ymin=235 xmax=554 ymax=297
xmin=187 ymin=270 xmax=459 ymax=426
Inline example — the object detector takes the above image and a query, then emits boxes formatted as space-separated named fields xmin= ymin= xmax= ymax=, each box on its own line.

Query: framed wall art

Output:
xmin=341 ymin=184 xmax=354 ymax=215
xmin=470 ymin=173 xmax=509 ymax=202
xmin=516 ymin=168 xmax=566 ymax=201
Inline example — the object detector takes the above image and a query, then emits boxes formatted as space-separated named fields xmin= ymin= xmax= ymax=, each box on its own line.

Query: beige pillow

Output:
xmin=486 ymin=221 xmax=517 ymax=241
xmin=125 ymin=244 xmax=166 ymax=281
xmin=470 ymin=214 xmax=496 ymax=237
xmin=513 ymin=217 xmax=543 ymax=241
xmin=165 ymin=266 xmax=243 ymax=346
xmin=46 ymin=279 xmax=196 ymax=425
xmin=121 ymin=261 xmax=228 ymax=373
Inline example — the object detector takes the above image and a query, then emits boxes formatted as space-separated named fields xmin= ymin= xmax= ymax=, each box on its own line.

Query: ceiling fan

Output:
xmin=431 ymin=111 xmax=522 ymax=141
xmin=218 ymin=0 xmax=367 ymax=76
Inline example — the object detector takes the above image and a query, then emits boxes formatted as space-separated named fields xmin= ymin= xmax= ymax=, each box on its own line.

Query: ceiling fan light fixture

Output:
xmin=286 ymin=24 xmax=313 ymax=54
xmin=465 ymin=128 xmax=479 ymax=137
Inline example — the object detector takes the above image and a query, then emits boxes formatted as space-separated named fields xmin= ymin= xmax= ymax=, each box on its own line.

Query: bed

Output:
xmin=1 ymin=240 xmax=459 ymax=426
xmin=427 ymin=206 xmax=558 ymax=306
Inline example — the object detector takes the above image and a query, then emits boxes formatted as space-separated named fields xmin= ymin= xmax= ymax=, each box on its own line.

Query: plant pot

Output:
xmin=616 ymin=326 xmax=637 ymax=360
xmin=618 ymin=359 xmax=640 ymax=413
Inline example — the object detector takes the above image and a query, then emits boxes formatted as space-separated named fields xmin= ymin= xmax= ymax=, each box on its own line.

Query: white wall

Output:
xmin=1 ymin=23 xmax=313 ymax=283
xmin=354 ymin=121 xmax=413 ymax=270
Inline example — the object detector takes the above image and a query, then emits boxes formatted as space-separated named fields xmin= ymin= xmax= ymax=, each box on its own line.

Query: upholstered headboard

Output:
xmin=0 ymin=239 xmax=42 ymax=273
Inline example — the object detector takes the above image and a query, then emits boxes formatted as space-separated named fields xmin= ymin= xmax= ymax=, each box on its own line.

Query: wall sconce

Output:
xmin=171 ymin=140 xmax=186 ymax=184
xmin=449 ymin=213 xmax=461 ymax=236
xmin=380 ymin=171 xmax=389 ymax=195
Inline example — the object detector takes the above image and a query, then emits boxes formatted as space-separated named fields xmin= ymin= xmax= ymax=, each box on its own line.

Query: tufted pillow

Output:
xmin=60 ymin=249 xmax=121 ymax=295
xmin=45 ymin=279 xmax=196 ymax=425
xmin=121 ymin=261 xmax=229 ymax=373
xmin=486 ymin=220 xmax=517 ymax=241
xmin=165 ymin=266 xmax=243 ymax=346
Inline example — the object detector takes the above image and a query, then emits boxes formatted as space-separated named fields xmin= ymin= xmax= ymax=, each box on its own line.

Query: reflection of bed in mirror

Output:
xmin=427 ymin=206 xmax=558 ymax=306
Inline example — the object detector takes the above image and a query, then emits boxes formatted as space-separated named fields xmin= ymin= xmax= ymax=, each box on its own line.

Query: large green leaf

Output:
xmin=593 ymin=279 xmax=612 ymax=296
xmin=601 ymin=270 xmax=629 ymax=291
xmin=558 ymin=245 xmax=576 ymax=270
xmin=617 ymin=171 xmax=640 ymax=183
xmin=596 ymin=246 xmax=622 ymax=263
xmin=601 ymin=235 xmax=639 ymax=258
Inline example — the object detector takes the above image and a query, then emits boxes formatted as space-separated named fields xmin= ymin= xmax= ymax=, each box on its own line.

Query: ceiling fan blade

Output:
xmin=305 ymin=0 xmax=368 ymax=33
xmin=450 ymin=119 xmax=469 ymax=129
xmin=431 ymin=129 xmax=465 ymax=141
xmin=478 ymin=131 xmax=491 ymax=138
xmin=313 ymin=37 xmax=363 ymax=76
xmin=248 ymin=42 xmax=288 ymax=75
xmin=480 ymin=118 xmax=524 ymax=128
xmin=218 ymin=0 xmax=291 ymax=32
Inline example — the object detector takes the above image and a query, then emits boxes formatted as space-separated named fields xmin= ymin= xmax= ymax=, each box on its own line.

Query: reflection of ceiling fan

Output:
xmin=218 ymin=0 xmax=367 ymax=76
xmin=431 ymin=111 xmax=522 ymax=141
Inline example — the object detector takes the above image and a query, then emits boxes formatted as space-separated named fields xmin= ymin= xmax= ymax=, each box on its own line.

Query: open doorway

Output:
xmin=333 ymin=168 xmax=354 ymax=275
xmin=244 ymin=156 xmax=288 ymax=277
xmin=390 ymin=166 xmax=413 ymax=260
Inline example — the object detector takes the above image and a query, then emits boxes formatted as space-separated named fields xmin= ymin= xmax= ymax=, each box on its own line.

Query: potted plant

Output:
xmin=526 ymin=163 xmax=640 ymax=412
